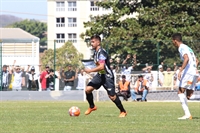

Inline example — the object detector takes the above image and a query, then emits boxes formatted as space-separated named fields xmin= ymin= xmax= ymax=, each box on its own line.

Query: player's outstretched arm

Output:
xmin=84 ymin=62 xmax=105 ymax=73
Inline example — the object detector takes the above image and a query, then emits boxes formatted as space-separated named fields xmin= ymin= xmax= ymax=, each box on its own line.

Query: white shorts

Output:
xmin=179 ymin=73 xmax=198 ymax=90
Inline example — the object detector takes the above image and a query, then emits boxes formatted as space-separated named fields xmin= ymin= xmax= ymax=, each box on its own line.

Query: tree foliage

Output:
xmin=8 ymin=19 xmax=47 ymax=46
xmin=41 ymin=42 xmax=83 ymax=70
xmin=81 ymin=0 xmax=200 ymax=68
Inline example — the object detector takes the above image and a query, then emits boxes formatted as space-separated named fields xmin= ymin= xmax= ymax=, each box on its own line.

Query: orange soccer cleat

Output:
xmin=119 ymin=111 xmax=127 ymax=118
xmin=85 ymin=106 xmax=97 ymax=115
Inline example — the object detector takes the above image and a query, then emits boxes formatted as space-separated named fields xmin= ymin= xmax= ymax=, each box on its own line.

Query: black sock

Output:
xmin=113 ymin=95 xmax=126 ymax=112
xmin=86 ymin=92 xmax=95 ymax=108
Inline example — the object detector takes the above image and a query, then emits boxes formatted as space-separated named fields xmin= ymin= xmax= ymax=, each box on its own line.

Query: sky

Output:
xmin=0 ymin=0 xmax=47 ymax=21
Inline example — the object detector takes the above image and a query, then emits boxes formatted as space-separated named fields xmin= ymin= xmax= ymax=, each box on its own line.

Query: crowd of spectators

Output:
xmin=1 ymin=56 xmax=200 ymax=102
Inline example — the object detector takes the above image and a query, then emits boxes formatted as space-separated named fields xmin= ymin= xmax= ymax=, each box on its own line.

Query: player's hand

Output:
xmin=133 ymin=54 xmax=136 ymax=59
xmin=174 ymin=62 xmax=176 ymax=66
xmin=178 ymin=71 xmax=182 ymax=81
xmin=84 ymin=68 xmax=91 ymax=73
xmin=126 ymin=54 xmax=131 ymax=59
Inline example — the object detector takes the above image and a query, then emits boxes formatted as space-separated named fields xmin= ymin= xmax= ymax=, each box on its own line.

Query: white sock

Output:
xmin=189 ymin=95 xmax=200 ymax=100
xmin=178 ymin=94 xmax=191 ymax=116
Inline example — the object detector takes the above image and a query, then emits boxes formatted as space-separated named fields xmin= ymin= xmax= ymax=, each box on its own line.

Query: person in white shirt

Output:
xmin=158 ymin=65 xmax=164 ymax=87
xmin=172 ymin=33 xmax=199 ymax=120
xmin=142 ymin=65 xmax=154 ymax=88
xmin=121 ymin=54 xmax=137 ymax=81
xmin=75 ymin=69 xmax=87 ymax=90
xmin=9 ymin=61 xmax=25 ymax=91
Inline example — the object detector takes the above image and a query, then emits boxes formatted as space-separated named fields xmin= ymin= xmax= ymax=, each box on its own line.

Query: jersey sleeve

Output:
xmin=179 ymin=46 xmax=188 ymax=57
xmin=98 ymin=50 xmax=107 ymax=61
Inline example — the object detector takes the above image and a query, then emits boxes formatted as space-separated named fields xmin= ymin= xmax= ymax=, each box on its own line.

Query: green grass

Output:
xmin=0 ymin=101 xmax=199 ymax=133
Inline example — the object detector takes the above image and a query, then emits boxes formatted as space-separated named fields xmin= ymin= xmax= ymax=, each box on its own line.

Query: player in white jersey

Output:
xmin=172 ymin=33 xmax=199 ymax=120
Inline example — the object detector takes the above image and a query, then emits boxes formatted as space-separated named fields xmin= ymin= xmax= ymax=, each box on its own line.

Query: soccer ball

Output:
xmin=68 ymin=106 xmax=80 ymax=116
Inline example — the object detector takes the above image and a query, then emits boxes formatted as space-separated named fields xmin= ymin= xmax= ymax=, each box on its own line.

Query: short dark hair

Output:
xmin=172 ymin=33 xmax=182 ymax=42
xmin=122 ymin=75 xmax=126 ymax=79
xmin=138 ymin=75 xmax=143 ymax=78
xmin=68 ymin=64 xmax=72 ymax=67
xmin=3 ymin=65 xmax=7 ymax=68
xmin=49 ymin=69 xmax=54 ymax=72
xmin=90 ymin=35 xmax=101 ymax=42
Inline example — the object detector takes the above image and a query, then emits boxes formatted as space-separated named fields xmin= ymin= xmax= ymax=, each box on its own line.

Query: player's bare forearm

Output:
xmin=89 ymin=63 xmax=105 ymax=72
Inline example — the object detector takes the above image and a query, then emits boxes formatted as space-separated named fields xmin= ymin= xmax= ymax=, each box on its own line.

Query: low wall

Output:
xmin=0 ymin=90 xmax=199 ymax=101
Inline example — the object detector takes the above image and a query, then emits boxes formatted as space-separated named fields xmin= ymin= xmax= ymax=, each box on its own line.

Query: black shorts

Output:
xmin=87 ymin=74 xmax=116 ymax=96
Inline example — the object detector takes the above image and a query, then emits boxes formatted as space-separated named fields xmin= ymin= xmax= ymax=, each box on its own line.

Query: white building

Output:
xmin=47 ymin=0 xmax=113 ymax=59
xmin=0 ymin=28 xmax=40 ymax=71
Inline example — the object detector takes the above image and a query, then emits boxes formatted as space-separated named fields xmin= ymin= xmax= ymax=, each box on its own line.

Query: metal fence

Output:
xmin=1 ymin=39 xmax=200 ymax=101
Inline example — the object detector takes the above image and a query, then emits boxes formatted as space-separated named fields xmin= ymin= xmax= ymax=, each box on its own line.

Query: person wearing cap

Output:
xmin=142 ymin=65 xmax=154 ymax=88
xmin=62 ymin=64 xmax=75 ymax=91
xmin=1 ymin=65 xmax=9 ymax=91
xmin=130 ymin=75 xmax=149 ymax=102
xmin=158 ymin=65 xmax=164 ymax=87
xmin=9 ymin=60 xmax=25 ymax=91
xmin=27 ymin=65 xmax=41 ymax=91
xmin=40 ymin=65 xmax=50 ymax=91
xmin=45 ymin=68 xmax=61 ymax=90
xmin=117 ymin=75 xmax=131 ymax=101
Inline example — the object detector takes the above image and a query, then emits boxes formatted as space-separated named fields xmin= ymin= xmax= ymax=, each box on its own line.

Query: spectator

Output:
xmin=121 ymin=54 xmax=137 ymax=81
xmin=62 ymin=64 xmax=75 ymax=91
xmin=1 ymin=65 xmax=10 ymax=91
xmin=21 ymin=66 xmax=29 ymax=91
xmin=9 ymin=60 xmax=25 ymax=91
xmin=110 ymin=65 xmax=117 ymax=83
xmin=142 ymin=65 xmax=154 ymax=89
xmin=158 ymin=65 xmax=164 ymax=87
xmin=46 ymin=69 xmax=60 ymax=91
xmin=59 ymin=67 xmax=65 ymax=90
xmin=117 ymin=75 xmax=131 ymax=101
xmin=163 ymin=67 xmax=174 ymax=87
xmin=75 ymin=69 xmax=88 ymax=90
xmin=40 ymin=65 xmax=50 ymax=91
xmin=27 ymin=65 xmax=41 ymax=91
xmin=130 ymin=75 xmax=149 ymax=102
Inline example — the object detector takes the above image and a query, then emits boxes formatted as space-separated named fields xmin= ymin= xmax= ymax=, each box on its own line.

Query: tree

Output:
xmin=8 ymin=19 xmax=47 ymax=46
xmin=41 ymin=42 xmax=83 ymax=70
xmin=81 ymin=0 xmax=200 ymax=69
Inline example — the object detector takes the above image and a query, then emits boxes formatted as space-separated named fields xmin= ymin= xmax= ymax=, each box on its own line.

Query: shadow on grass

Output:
xmin=192 ymin=117 xmax=200 ymax=119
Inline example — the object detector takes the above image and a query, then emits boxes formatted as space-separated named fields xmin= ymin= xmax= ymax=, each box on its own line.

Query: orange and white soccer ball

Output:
xmin=68 ymin=106 xmax=80 ymax=116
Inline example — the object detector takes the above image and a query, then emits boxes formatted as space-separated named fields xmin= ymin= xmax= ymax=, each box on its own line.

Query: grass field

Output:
xmin=0 ymin=101 xmax=199 ymax=133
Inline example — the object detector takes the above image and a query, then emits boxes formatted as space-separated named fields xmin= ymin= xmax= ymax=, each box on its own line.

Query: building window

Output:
xmin=68 ymin=18 xmax=77 ymax=27
xmin=56 ymin=33 xmax=65 ymax=43
xmin=102 ymin=8 xmax=111 ymax=11
xmin=56 ymin=1 xmax=65 ymax=11
xmin=90 ymin=1 xmax=99 ymax=11
xmin=68 ymin=33 xmax=77 ymax=43
xmin=56 ymin=17 xmax=65 ymax=27
xmin=68 ymin=1 xmax=77 ymax=11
